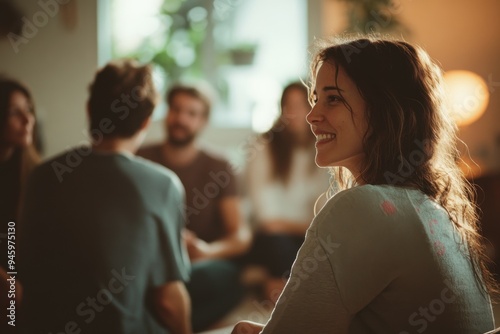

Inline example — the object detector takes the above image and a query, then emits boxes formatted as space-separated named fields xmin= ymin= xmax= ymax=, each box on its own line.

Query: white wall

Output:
xmin=0 ymin=0 xmax=99 ymax=159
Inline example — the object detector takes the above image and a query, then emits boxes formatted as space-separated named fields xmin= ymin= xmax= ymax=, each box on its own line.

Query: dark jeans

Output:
xmin=247 ymin=233 xmax=305 ymax=278
xmin=186 ymin=259 xmax=244 ymax=332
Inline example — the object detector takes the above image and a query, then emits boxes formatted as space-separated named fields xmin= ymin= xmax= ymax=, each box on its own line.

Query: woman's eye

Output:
xmin=327 ymin=95 xmax=342 ymax=104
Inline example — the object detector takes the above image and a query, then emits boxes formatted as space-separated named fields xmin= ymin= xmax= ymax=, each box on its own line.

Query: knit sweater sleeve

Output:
xmin=260 ymin=185 xmax=404 ymax=333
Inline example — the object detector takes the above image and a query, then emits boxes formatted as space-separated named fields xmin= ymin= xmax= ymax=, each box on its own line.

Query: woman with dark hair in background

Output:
xmin=0 ymin=77 xmax=40 ymax=329
xmin=245 ymin=82 xmax=329 ymax=303
xmin=234 ymin=37 xmax=496 ymax=333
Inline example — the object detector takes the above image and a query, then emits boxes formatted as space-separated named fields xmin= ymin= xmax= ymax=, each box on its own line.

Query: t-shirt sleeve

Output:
xmin=152 ymin=175 xmax=191 ymax=284
xmin=316 ymin=187 xmax=403 ymax=314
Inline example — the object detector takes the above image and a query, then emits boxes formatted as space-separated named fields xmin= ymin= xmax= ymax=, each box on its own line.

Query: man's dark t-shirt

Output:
xmin=138 ymin=144 xmax=237 ymax=242
xmin=19 ymin=149 xmax=190 ymax=334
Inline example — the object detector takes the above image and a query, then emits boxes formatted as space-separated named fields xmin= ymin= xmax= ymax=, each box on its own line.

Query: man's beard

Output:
xmin=167 ymin=125 xmax=196 ymax=147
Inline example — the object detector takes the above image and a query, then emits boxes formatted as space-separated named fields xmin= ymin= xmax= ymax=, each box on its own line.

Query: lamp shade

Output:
xmin=443 ymin=70 xmax=489 ymax=126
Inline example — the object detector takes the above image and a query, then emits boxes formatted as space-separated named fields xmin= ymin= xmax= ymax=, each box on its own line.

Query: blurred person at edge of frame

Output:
xmin=19 ymin=60 xmax=191 ymax=334
xmin=0 ymin=77 xmax=40 ymax=333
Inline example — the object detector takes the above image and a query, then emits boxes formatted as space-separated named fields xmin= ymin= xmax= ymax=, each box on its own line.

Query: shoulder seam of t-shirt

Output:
xmin=319 ymin=184 xmax=421 ymax=215
xmin=314 ymin=185 xmax=370 ymax=221
xmin=134 ymin=154 xmax=179 ymax=180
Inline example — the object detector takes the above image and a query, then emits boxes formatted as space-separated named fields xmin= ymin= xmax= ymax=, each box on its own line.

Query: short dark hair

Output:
xmin=88 ymin=59 xmax=158 ymax=138
xmin=166 ymin=84 xmax=211 ymax=118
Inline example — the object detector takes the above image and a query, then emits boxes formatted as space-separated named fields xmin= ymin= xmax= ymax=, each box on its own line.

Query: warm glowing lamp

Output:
xmin=443 ymin=70 xmax=489 ymax=126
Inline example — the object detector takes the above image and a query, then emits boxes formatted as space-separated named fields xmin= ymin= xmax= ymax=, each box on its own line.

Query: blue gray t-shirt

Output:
xmin=262 ymin=185 xmax=494 ymax=334
xmin=19 ymin=148 xmax=190 ymax=334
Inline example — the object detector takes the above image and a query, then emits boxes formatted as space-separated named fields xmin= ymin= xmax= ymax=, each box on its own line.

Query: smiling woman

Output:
xmin=307 ymin=61 xmax=368 ymax=180
xmin=233 ymin=37 xmax=497 ymax=334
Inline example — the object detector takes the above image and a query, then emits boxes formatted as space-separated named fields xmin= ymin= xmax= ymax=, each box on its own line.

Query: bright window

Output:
xmin=110 ymin=0 xmax=308 ymax=131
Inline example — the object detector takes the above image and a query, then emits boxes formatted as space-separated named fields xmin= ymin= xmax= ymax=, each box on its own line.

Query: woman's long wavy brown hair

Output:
xmin=309 ymin=36 xmax=497 ymax=297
